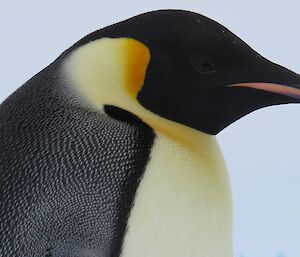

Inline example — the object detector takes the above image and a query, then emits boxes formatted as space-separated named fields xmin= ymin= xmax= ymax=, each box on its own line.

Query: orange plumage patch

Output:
xmin=122 ymin=39 xmax=150 ymax=97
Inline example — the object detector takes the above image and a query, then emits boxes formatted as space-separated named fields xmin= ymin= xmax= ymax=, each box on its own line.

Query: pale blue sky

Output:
xmin=1 ymin=1 xmax=300 ymax=256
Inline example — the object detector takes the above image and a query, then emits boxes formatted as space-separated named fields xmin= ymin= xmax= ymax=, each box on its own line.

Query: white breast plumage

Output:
xmin=121 ymin=131 xmax=233 ymax=257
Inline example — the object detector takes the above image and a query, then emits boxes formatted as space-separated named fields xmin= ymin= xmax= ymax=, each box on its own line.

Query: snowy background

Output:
xmin=1 ymin=1 xmax=300 ymax=256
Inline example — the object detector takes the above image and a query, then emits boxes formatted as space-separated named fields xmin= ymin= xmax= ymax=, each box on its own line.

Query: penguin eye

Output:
xmin=190 ymin=58 xmax=216 ymax=74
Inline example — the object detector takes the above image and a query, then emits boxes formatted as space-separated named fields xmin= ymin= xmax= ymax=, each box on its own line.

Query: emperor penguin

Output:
xmin=0 ymin=10 xmax=300 ymax=257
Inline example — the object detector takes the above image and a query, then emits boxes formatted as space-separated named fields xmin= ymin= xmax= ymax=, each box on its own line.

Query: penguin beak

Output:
xmin=229 ymin=82 xmax=300 ymax=100
xmin=227 ymin=59 xmax=300 ymax=101
xmin=206 ymin=62 xmax=300 ymax=134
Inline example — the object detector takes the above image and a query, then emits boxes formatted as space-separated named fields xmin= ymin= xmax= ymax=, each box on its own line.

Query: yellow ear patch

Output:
xmin=64 ymin=37 xmax=150 ymax=109
xmin=122 ymin=39 xmax=150 ymax=97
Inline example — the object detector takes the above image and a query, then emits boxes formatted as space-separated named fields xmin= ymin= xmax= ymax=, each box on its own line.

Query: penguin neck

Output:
xmin=63 ymin=37 xmax=214 ymax=149
xmin=121 ymin=131 xmax=233 ymax=257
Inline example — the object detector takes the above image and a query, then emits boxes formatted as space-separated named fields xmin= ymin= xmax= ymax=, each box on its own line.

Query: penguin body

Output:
xmin=1 ymin=10 xmax=300 ymax=257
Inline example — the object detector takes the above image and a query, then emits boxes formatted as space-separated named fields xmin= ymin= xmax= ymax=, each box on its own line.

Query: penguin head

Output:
xmin=64 ymin=10 xmax=300 ymax=135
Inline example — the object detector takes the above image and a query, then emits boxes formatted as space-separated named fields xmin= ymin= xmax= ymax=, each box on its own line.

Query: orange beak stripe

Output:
xmin=229 ymin=83 xmax=300 ymax=100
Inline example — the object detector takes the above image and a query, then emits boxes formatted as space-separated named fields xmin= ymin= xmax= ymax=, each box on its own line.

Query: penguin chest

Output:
xmin=121 ymin=133 xmax=233 ymax=257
